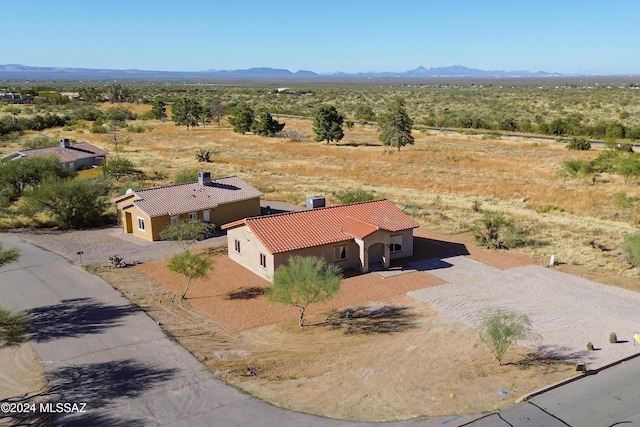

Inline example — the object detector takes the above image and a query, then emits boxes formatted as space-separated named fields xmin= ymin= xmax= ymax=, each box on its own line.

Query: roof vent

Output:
xmin=198 ymin=171 xmax=212 ymax=185
xmin=306 ymin=195 xmax=326 ymax=209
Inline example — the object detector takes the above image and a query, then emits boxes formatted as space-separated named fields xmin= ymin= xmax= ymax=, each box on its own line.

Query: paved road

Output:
xmin=0 ymin=234 xmax=473 ymax=426
xmin=2 ymin=233 xmax=639 ymax=426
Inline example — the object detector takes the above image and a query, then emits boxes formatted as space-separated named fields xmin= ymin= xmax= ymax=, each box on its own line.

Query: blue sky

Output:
xmin=6 ymin=1 xmax=640 ymax=75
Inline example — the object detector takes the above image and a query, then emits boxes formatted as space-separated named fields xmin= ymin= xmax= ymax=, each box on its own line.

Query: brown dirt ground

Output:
xmin=98 ymin=229 xmax=576 ymax=421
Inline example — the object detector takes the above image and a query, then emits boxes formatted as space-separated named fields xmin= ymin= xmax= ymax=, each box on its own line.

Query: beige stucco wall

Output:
xmin=227 ymin=225 xmax=417 ymax=282
xmin=226 ymin=225 xmax=275 ymax=281
xmin=272 ymin=240 xmax=360 ymax=274
xmin=389 ymin=229 xmax=415 ymax=259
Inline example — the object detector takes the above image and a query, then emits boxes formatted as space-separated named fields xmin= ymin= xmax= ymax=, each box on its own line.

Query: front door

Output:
xmin=203 ymin=209 xmax=211 ymax=223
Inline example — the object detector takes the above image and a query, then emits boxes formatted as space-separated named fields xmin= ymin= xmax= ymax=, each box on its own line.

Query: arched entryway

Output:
xmin=367 ymin=242 xmax=386 ymax=271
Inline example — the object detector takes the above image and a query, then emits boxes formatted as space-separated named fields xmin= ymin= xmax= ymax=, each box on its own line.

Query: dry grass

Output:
xmin=7 ymin=115 xmax=640 ymax=282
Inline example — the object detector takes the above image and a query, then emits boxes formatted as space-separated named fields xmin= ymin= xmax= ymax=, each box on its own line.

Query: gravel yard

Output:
xmin=409 ymin=255 xmax=640 ymax=370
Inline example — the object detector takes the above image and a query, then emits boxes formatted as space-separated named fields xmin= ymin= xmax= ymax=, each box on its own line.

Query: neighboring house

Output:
xmin=114 ymin=172 xmax=263 ymax=242
xmin=2 ymin=138 xmax=107 ymax=170
xmin=0 ymin=92 xmax=30 ymax=104
xmin=222 ymin=199 xmax=419 ymax=282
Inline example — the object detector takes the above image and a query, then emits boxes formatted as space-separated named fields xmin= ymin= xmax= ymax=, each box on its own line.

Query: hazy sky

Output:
xmin=7 ymin=1 xmax=639 ymax=75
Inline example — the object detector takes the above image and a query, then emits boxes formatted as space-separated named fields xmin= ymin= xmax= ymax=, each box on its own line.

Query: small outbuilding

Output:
xmin=222 ymin=199 xmax=419 ymax=282
xmin=114 ymin=172 xmax=263 ymax=241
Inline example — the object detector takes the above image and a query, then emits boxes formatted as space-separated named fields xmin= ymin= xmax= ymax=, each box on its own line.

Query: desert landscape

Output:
xmin=1 ymin=83 xmax=640 ymax=422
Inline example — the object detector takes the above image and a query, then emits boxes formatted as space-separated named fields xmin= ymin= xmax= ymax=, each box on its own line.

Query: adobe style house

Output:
xmin=2 ymin=138 xmax=106 ymax=170
xmin=222 ymin=199 xmax=419 ymax=282
xmin=114 ymin=172 xmax=263 ymax=242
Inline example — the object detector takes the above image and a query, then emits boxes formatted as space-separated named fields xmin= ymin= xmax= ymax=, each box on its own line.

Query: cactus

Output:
xmin=609 ymin=332 xmax=618 ymax=344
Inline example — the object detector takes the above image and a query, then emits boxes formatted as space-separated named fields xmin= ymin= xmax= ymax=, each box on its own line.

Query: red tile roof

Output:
xmin=114 ymin=176 xmax=263 ymax=217
xmin=223 ymin=199 xmax=418 ymax=254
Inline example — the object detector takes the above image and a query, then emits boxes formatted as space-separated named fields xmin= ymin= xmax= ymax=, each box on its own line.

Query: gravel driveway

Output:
xmin=4 ymin=226 xmax=226 ymax=267
xmin=408 ymin=255 xmax=640 ymax=369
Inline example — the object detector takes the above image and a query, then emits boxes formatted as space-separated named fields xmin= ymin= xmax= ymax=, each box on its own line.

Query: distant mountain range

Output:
xmin=0 ymin=63 xmax=566 ymax=82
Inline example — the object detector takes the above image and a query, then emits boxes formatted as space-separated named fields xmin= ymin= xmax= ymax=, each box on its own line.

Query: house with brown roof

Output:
xmin=114 ymin=172 xmax=263 ymax=241
xmin=2 ymin=138 xmax=107 ymax=170
xmin=222 ymin=199 xmax=419 ymax=282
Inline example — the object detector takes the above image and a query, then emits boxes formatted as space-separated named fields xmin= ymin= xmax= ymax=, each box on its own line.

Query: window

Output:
xmin=234 ymin=239 xmax=241 ymax=254
xmin=259 ymin=253 xmax=267 ymax=269
xmin=334 ymin=245 xmax=347 ymax=261
xmin=137 ymin=217 xmax=145 ymax=231
xmin=188 ymin=212 xmax=197 ymax=223
xmin=390 ymin=235 xmax=402 ymax=253
xmin=170 ymin=216 xmax=178 ymax=226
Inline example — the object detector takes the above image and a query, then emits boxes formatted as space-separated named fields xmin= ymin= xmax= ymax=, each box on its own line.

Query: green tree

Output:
xmin=208 ymin=98 xmax=225 ymax=126
xmin=160 ymin=220 xmax=215 ymax=250
xmin=354 ymin=105 xmax=376 ymax=122
xmin=228 ymin=102 xmax=254 ymax=134
xmin=167 ymin=250 xmax=213 ymax=299
xmin=266 ymin=256 xmax=342 ymax=327
xmin=0 ymin=306 xmax=30 ymax=346
xmin=150 ymin=99 xmax=167 ymax=121
xmin=313 ymin=105 xmax=344 ymax=144
xmin=378 ymin=97 xmax=414 ymax=151
xmin=478 ymin=308 xmax=536 ymax=365
xmin=616 ymin=156 xmax=640 ymax=184
xmin=251 ymin=111 xmax=285 ymax=136
xmin=172 ymin=97 xmax=202 ymax=130
xmin=0 ymin=242 xmax=20 ymax=266
xmin=19 ymin=177 xmax=110 ymax=229
xmin=102 ymin=156 xmax=135 ymax=181
xmin=623 ymin=232 xmax=640 ymax=267
xmin=0 ymin=155 xmax=76 ymax=201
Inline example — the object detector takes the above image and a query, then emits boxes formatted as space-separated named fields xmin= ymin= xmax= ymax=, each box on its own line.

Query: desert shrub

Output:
xmin=337 ymin=188 xmax=375 ymax=204
xmin=587 ymin=342 xmax=594 ymax=351
xmin=623 ymin=232 xmax=640 ymax=266
xmin=613 ymin=192 xmax=638 ymax=209
xmin=610 ymin=332 xmax=618 ymax=344
xmin=19 ymin=176 xmax=111 ymax=229
xmin=126 ymin=124 xmax=147 ymax=133
xmin=22 ymin=134 xmax=58 ymax=149
xmin=0 ymin=306 xmax=30 ymax=345
xmin=477 ymin=308 xmax=537 ymax=365
xmin=566 ymin=137 xmax=591 ymax=150
xmin=174 ymin=170 xmax=198 ymax=184
xmin=90 ymin=122 xmax=107 ymax=133
xmin=471 ymin=210 xmax=526 ymax=249
xmin=0 ymin=243 xmax=20 ymax=266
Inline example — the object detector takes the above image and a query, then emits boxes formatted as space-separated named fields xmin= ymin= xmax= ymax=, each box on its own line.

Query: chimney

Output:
xmin=198 ymin=171 xmax=212 ymax=185
xmin=60 ymin=138 xmax=71 ymax=148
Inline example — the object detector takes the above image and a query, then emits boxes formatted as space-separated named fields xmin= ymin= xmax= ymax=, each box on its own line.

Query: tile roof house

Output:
xmin=2 ymin=138 xmax=107 ymax=170
xmin=222 ymin=199 xmax=419 ymax=282
xmin=114 ymin=172 xmax=263 ymax=241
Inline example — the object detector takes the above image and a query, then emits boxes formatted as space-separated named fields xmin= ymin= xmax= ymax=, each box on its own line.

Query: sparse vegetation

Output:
xmin=167 ymin=250 xmax=213 ymax=299
xmin=471 ymin=210 xmax=527 ymax=250
xmin=266 ymin=256 xmax=342 ymax=327
xmin=337 ymin=188 xmax=375 ymax=204
xmin=478 ymin=308 xmax=537 ymax=365
xmin=623 ymin=232 xmax=640 ymax=267
xmin=0 ymin=243 xmax=20 ymax=266
xmin=0 ymin=306 xmax=30 ymax=346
